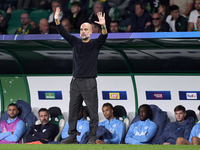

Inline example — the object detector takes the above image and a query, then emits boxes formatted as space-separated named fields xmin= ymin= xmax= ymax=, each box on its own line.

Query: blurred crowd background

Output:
xmin=0 ymin=0 xmax=199 ymax=35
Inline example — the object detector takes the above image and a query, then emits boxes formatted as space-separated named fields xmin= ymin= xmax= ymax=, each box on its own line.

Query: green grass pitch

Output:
xmin=0 ymin=144 xmax=200 ymax=150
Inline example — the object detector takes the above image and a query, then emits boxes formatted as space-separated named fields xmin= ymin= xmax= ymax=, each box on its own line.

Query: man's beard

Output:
xmin=22 ymin=22 xmax=29 ymax=26
xmin=81 ymin=36 xmax=89 ymax=41
xmin=140 ymin=116 xmax=148 ymax=121
xmin=9 ymin=114 xmax=17 ymax=119
xmin=41 ymin=119 xmax=48 ymax=124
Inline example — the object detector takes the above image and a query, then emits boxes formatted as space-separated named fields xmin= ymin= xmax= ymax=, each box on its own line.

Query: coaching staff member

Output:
xmin=55 ymin=7 xmax=107 ymax=144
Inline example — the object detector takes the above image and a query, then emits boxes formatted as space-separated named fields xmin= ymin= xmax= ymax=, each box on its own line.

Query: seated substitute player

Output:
xmin=125 ymin=104 xmax=158 ymax=144
xmin=158 ymin=105 xmax=194 ymax=145
xmin=176 ymin=106 xmax=200 ymax=145
xmin=0 ymin=103 xmax=25 ymax=144
xmin=96 ymin=103 xmax=125 ymax=144
xmin=61 ymin=105 xmax=89 ymax=144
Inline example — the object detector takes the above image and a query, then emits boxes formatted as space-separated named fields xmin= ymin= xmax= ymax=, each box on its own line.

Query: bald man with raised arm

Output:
xmin=55 ymin=7 xmax=107 ymax=144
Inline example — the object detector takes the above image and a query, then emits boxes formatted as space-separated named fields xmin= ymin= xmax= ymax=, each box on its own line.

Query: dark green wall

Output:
xmin=0 ymin=76 xmax=29 ymax=113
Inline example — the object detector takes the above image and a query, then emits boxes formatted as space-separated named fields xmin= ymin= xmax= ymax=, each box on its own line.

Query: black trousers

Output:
xmin=68 ymin=77 xmax=98 ymax=140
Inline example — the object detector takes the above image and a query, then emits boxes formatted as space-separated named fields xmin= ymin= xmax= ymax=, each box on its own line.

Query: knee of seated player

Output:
xmin=192 ymin=136 xmax=200 ymax=145
xmin=176 ymin=137 xmax=185 ymax=145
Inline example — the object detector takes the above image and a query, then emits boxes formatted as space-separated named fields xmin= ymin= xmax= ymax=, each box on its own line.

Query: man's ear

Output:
xmin=17 ymin=109 xmax=19 ymax=115
xmin=78 ymin=7 xmax=81 ymax=12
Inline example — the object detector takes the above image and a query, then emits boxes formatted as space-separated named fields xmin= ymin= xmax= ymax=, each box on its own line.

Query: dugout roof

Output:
xmin=0 ymin=32 xmax=200 ymax=74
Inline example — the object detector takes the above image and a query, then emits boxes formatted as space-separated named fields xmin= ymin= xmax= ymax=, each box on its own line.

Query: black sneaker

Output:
xmin=60 ymin=138 xmax=78 ymax=144
xmin=87 ymin=138 xmax=96 ymax=144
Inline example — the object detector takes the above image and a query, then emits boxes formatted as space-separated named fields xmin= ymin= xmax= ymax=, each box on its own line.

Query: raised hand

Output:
xmin=7 ymin=4 xmax=12 ymax=14
xmin=94 ymin=12 xmax=106 ymax=26
xmin=54 ymin=7 xmax=60 ymax=20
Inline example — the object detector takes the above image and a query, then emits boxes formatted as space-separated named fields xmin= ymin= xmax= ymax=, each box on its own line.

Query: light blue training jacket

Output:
xmin=125 ymin=118 xmax=157 ymax=144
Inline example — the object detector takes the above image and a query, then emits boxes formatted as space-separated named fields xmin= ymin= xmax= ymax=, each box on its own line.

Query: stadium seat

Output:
xmin=29 ymin=9 xmax=51 ymax=25
xmin=8 ymin=9 xmax=28 ymax=27
xmin=130 ymin=104 xmax=168 ymax=144
xmin=0 ymin=9 xmax=6 ymax=17
xmin=84 ymin=105 xmax=90 ymax=121
xmin=113 ymin=105 xmax=130 ymax=133
xmin=119 ymin=26 xmax=127 ymax=31
xmin=7 ymin=26 xmax=20 ymax=34
xmin=185 ymin=109 xmax=198 ymax=124
xmin=35 ymin=106 xmax=65 ymax=142
xmin=48 ymin=106 xmax=65 ymax=142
